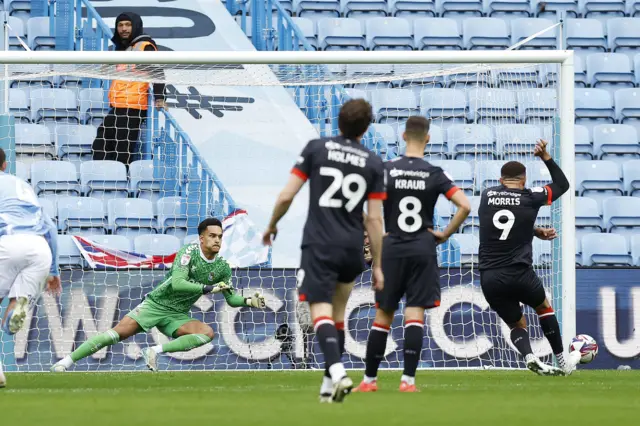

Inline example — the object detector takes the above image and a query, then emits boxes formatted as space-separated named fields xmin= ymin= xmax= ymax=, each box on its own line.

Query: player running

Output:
xmin=0 ymin=148 xmax=61 ymax=388
xmin=478 ymin=139 xmax=579 ymax=376
xmin=51 ymin=218 xmax=266 ymax=372
xmin=354 ymin=117 xmax=471 ymax=393
xmin=263 ymin=99 xmax=386 ymax=403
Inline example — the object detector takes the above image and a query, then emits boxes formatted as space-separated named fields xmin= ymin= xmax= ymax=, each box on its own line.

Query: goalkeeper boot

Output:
xmin=50 ymin=363 xmax=67 ymax=373
xmin=331 ymin=376 xmax=353 ymax=403
xmin=319 ymin=393 xmax=332 ymax=403
xmin=0 ymin=367 xmax=5 ymax=388
xmin=353 ymin=380 xmax=378 ymax=393
xmin=399 ymin=381 xmax=419 ymax=393
xmin=8 ymin=297 xmax=29 ymax=335
xmin=142 ymin=347 xmax=158 ymax=372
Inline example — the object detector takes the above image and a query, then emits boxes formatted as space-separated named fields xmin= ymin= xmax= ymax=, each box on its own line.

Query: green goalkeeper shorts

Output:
xmin=126 ymin=299 xmax=193 ymax=338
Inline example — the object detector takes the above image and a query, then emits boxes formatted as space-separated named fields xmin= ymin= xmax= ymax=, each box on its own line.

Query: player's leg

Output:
xmin=0 ymin=235 xmax=31 ymax=334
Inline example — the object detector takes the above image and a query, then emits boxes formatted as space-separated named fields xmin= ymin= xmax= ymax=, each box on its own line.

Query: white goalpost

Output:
xmin=0 ymin=50 xmax=575 ymax=372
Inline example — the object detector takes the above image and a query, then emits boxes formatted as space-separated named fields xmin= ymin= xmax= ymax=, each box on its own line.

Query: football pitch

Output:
xmin=1 ymin=370 xmax=639 ymax=426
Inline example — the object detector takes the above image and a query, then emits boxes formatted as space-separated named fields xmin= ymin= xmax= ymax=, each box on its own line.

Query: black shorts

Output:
xmin=480 ymin=266 xmax=546 ymax=325
xmin=297 ymin=245 xmax=365 ymax=304
xmin=376 ymin=254 xmax=440 ymax=312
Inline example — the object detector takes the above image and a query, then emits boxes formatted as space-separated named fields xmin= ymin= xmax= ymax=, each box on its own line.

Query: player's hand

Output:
xmin=429 ymin=229 xmax=449 ymax=245
xmin=363 ymin=232 xmax=373 ymax=266
xmin=154 ymin=99 xmax=167 ymax=110
xmin=46 ymin=275 xmax=62 ymax=296
xmin=248 ymin=292 xmax=266 ymax=308
xmin=535 ymin=227 xmax=558 ymax=240
xmin=205 ymin=282 xmax=232 ymax=294
xmin=533 ymin=139 xmax=552 ymax=161
xmin=262 ymin=225 xmax=278 ymax=246
xmin=372 ymin=266 xmax=384 ymax=292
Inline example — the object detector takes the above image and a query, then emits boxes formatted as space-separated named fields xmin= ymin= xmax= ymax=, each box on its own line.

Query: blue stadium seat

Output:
xmin=38 ymin=197 xmax=56 ymax=224
xmin=370 ymin=88 xmax=418 ymax=123
xmin=10 ymin=64 xmax=53 ymax=98
xmin=183 ymin=234 xmax=199 ymax=245
xmin=430 ymin=159 xmax=474 ymax=194
xmin=30 ymin=161 xmax=81 ymax=197
xmin=157 ymin=197 xmax=188 ymax=237
xmin=346 ymin=64 xmax=393 ymax=91
xmin=592 ymin=124 xmax=640 ymax=162
xmin=80 ymin=160 xmax=129 ymax=201
xmin=574 ymin=88 xmax=615 ymax=133
xmin=622 ymin=159 xmax=640 ymax=195
xmin=575 ymin=234 xmax=583 ymax=265
xmin=57 ymin=234 xmax=83 ymax=269
xmin=57 ymin=196 xmax=107 ymax=235
xmin=516 ymin=88 xmax=557 ymax=124
xmin=419 ymin=89 xmax=467 ymax=129
xmin=9 ymin=88 xmax=29 ymax=123
xmin=607 ymin=18 xmax=640 ymax=61
xmin=575 ymin=196 xmax=603 ymax=239
xmin=533 ymin=239 xmax=552 ymax=266
xmin=296 ymin=0 xmax=341 ymax=19
xmin=586 ymin=53 xmax=635 ymax=90
xmin=474 ymin=161 xmax=503 ymax=193
xmin=462 ymin=18 xmax=510 ymax=50
xmin=565 ymin=19 xmax=607 ymax=53
xmin=134 ymin=234 xmax=181 ymax=256
xmin=493 ymin=66 xmax=539 ymax=89
xmin=55 ymin=124 xmax=96 ymax=162
xmin=79 ymin=88 xmax=109 ymax=126
xmin=27 ymin=17 xmax=55 ymax=50
xmin=365 ymin=123 xmax=396 ymax=154
xmin=578 ymin=0 xmax=625 ymax=19
xmin=614 ymin=89 xmax=640 ymax=135
xmin=510 ymin=18 xmax=557 ymax=50
xmin=7 ymin=16 xmax=25 ymax=51
xmin=629 ymin=0 xmax=640 ymax=16
xmin=446 ymin=124 xmax=495 ymax=161
xmin=291 ymin=18 xmax=317 ymax=49
xmin=341 ymin=0 xmax=388 ymax=20
xmin=603 ymin=196 xmax=640 ymax=238
xmin=536 ymin=205 xmax=551 ymax=227
xmin=344 ymin=88 xmax=368 ymax=101
xmin=495 ymin=124 xmax=541 ymax=161
xmin=573 ymin=55 xmax=588 ymax=88
xmin=413 ymin=18 xmax=462 ymax=50
xmin=581 ymin=233 xmax=631 ymax=266
xmin=467 ymin=88 xmax=517 ymax=124
xmin=15 ymin=123 xmax=55 ymax=159
xmin=574 ymin=124 xmax=593 ymax=160
xmin=450 ymin=234 xmax=479 ymax=266
xmin=434 ymin=196 xmax=452 ymax=227
xmin=437 ymin=0 xmax=483 ymax=17
xmin=317 ymin=18 xmax=365 ymax=50
xmin=29 ymin=88 xmax=79 ymax=124
xmin=527 ymin=160 xmax=552 ymax=187
xmin=631 ymin=235 xmax=640 ymax=266
xmin=90 ymin=235 xmax=133 ymax=252
xmin=533 ymin=0 xmax=579 ymax=18
xmin=389 ymin=0 xmax=437 ymax=22
xmin=417 ymin=125 xmax=447 ymax=159
xmin=107 ymin=198 xmax=157 ymax=237
xmin=365 ymin=17 xmax=413 ymax=50
xmin=15 ymin=160 xmax=28 ymax=182
xmin=129 ymin=160 xmax=161 ymax=202
xmin=486 ymin=0 xmax=532 ymax=19
xmin=575 ymin=160 xmax=624 ymax=202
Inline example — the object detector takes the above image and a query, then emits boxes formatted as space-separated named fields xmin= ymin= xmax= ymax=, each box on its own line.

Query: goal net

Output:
xmin=0 ymin=51 xmax=575 ymax=372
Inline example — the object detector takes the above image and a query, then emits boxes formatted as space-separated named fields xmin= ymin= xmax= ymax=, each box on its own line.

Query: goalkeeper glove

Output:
xmin=203 ymin=282 xmax=232 ymax=294
xmin=246 ymin=292 xmax=266 ymax=309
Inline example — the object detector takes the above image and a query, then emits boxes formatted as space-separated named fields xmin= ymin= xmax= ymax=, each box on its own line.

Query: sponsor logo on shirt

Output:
xmin=209 ymin=272 xmax=215 ymax=282
xmin=389 ymin=168 xmax=430 ymax=179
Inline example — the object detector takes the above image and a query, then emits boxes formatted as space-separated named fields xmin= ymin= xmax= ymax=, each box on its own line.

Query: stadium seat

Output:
xmin=27 ymin=17 xmax=55 ymax=50
xmin=157 ymin=196 xmax=188 ymax=237
xmin=533 ymin=0 xmax=579 ymax=18
xmin=57 ymin=196 xmax=107 ymax=235
xmin=7 ymin=16 xmax=25 ymax=51
xmin=296 ymin=0 xmax=341 ymax=20
xmin=602 ymin=197 xmax=640 ymax=238
xmin=341 ymin=0 xmax=388 ymax=20
xmin=30 ymin=161 xmax=81 ymax=197
xmin=413 ymin=18 xmax=462 ymax=50
xmin=9 ymin=88 xmax=29 ymax=123
xmin=575 ymin=160 xmax=624 ymax=202
xmin=532 ymin=239 xmax=552 ymax=266
xmin=474 ymin=161 xmax=503 ymax=192
xmin=575 ymin=196 xmax=603 ymax=239
xmin=574 ymin=88 xmax=615 ymax=133
xmin=495 ymin=124 xmax=540 ymax=160
xmin=129 ymin=160 xmax=162 ymax=202
xmin=578 ymin=0 xmax=625 ymax=19
xmin=365 ymin=17 xmax=413 ymax=50
xmin=536 ymin=205 xmax=551 ymax=227
xmin=607 ymin=18 xmax=640 ymax=61
xmin=574 ymin=124 xmax=593 ymax=160
xmin=15 ymin=123 xmax=55 ymax=159
xmin=420 ymin=125 xmax=448 ymax=158
xmin=631 ymin=235 xmax=640 ymax=266
xmin=437 ymin=0 xmax=483 ymax=17
xmin=592 ymin=124 xmax=640 ymax=162
xmin=80 ymin=160 xmax=129 ymax=201
xmin=15 ymin=160 xmax=29 ymax=182
xmin=586 ymin=53 xmax=635 ymax=90
xmin=55 ymin=124 xmax=96 ymax=162
xmin=565 ymin=19 xmax=607 ymax=53
xmin=38 ymin=197 xmax=56 ymax=224
xmin=183 ymin=234 xmax=199 ymax=245
xmin=370 ymin=89 xmax=418 ymax=123
xmin=107 ymin=198 xmax=157 ymax=237
xmin=462 ymin=18 xmax=511 ymax=50
xmin=79 ymin=88 xmax=110 ymax=126
xmin=460 ymin=196 xmax=482 ymax=232
xmin=467 ymin=88 xmax=517 ymax=125
xmin=450 ymin=234 xmax=479 ymax=266
xmin=486 ymin=0 xmax=532 ymax=19
xmin=29 ymin=88 xmax=79 ymax=124
xmin=57 ymin=234 xmax=83 ymax=269
xmin=9 ymin=64 xmax=53 ymax=98
xmin=527 ymin=160 xmax=552 ymax=187
xmin=630 ymin=0 xmax=640 ymax=16
xmin=134 ymin=234 xmax=181 ymax=256
xmin=510 ymin=18 xmax=557 ymax=50
xmin=419 ymin=89 xmax=467 ymax=129
xmin=434 ymin=195 xmax=452 ymax=227
xmin=291 ymin=17 xmax=317 ymax=49
xmin=90 ymin=235 xmax=133 ymax=252
xmin=614 ymin=89 xmax=640 ymax=135
xmin=446 ymin=124 xmax=495 ymax=161
xmin=365 ymin=123 xmax=396 ymax=154
xmin=389 ymin=0 xmax=437 ymax=22
xmin=430 ymin=159 xmax=474 ymax=194
xmin=581 ymin=233 xmax=631 ymax=266
xmin=622 ymin=159 xmax=640 ymax=195
xmin=516 ymin=88 xmax=557 ymax=124
xmin=317 ymin=18 xmax=365 ymax=50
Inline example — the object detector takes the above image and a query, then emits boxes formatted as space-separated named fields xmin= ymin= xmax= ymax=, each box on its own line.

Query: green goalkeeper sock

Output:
xmin=156 ymin=334 xmax=212 ymax=354
xmin=70 ymin=329 xmax=120 ymax=362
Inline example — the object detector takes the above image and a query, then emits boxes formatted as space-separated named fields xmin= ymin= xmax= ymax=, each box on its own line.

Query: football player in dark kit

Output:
xmin=263 ymin=99 xmax=385 ymax=403
xmin=478 ymin=139 xmax=580 ymax=376
xmin=354 ymin=116 xmax=471 ymax=393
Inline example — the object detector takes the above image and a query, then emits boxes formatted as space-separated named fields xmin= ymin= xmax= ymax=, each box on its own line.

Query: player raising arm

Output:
xmin=263 ymin=99 xmax=385 ymax=403
xmin=354 ymin=117 xmax=470 ymax=393
xmin=478 ymin=140 xmax=579 ymax=375
xmin=0 ymin=148 xmax=60 ymax=388
xmin=51 ymin=218 xmax=265 ymax=372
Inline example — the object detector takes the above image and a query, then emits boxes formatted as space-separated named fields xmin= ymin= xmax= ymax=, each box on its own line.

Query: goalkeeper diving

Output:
xmin=51 ymin=218 xmax=266 ymax=372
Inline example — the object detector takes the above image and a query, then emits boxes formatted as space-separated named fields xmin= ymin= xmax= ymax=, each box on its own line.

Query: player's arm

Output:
xmin=535 ymin=139 xmax=570 ymax=203
xmin=217 ymin=262 xmax=266 ymax=308
xmin=42 ymin=212 xmax=62 ymax=294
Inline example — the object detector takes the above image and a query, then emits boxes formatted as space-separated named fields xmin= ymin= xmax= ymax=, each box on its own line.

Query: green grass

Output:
xmin=1 ymin=371 xmax=639 ymax=426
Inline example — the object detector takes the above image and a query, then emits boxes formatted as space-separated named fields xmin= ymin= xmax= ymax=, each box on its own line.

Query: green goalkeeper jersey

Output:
xmin=146 ymin=243 xmax=245 ymax=312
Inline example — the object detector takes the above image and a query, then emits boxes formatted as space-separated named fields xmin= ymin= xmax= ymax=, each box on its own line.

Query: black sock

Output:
xmin=325 ymin=323 xmax=345 ymax=378
xmin=539 ymin=312 xmax=564 ymax=355
xmin=403 ymin=322 xmax=424 ymax=377
xmin=365 ymin=323 xmax=390 ymax=378
xmin=315 ymin=318 xmax=341 ymax=370
xmin=510 ymin=327 xmax=533 ymax=357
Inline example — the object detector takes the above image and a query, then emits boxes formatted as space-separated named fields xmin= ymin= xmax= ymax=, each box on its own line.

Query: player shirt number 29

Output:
xmin=318 ymin=166 xmax=367 ymax=212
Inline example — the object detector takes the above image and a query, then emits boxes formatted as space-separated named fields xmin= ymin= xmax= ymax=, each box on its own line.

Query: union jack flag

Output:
xmin=72 ymin=236 xmax=176 ymax=270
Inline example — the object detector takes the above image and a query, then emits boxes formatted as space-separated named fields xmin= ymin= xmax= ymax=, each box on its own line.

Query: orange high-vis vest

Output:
xmin=108 ymin=40 xmax=155 ymax=110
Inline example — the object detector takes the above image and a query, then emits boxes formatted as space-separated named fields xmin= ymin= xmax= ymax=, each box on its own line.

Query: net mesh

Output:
xmin=0 ymin=61 xmax=562 ymax=371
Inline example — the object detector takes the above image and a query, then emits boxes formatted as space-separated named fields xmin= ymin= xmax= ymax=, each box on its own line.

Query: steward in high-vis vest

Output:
xmin=92 ymin=12 xmax=166 ymax=166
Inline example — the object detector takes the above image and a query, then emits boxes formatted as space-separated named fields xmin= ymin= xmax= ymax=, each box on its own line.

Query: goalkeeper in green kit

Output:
xmin=51 ymin=218 xmax=266 ymax=372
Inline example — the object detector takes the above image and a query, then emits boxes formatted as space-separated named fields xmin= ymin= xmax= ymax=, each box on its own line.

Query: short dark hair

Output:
xmin=338 ymin=99 xmax=373 ymax=139
xmin=404 ymin=116 xmax=430 ymax=140
xmin=198 ymin=218 xmax=223 ymax=235
xmin=501 ymin=161 xmax=526 ymax=179
xmin=0 ymin=148 xmax=5 ymax=166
